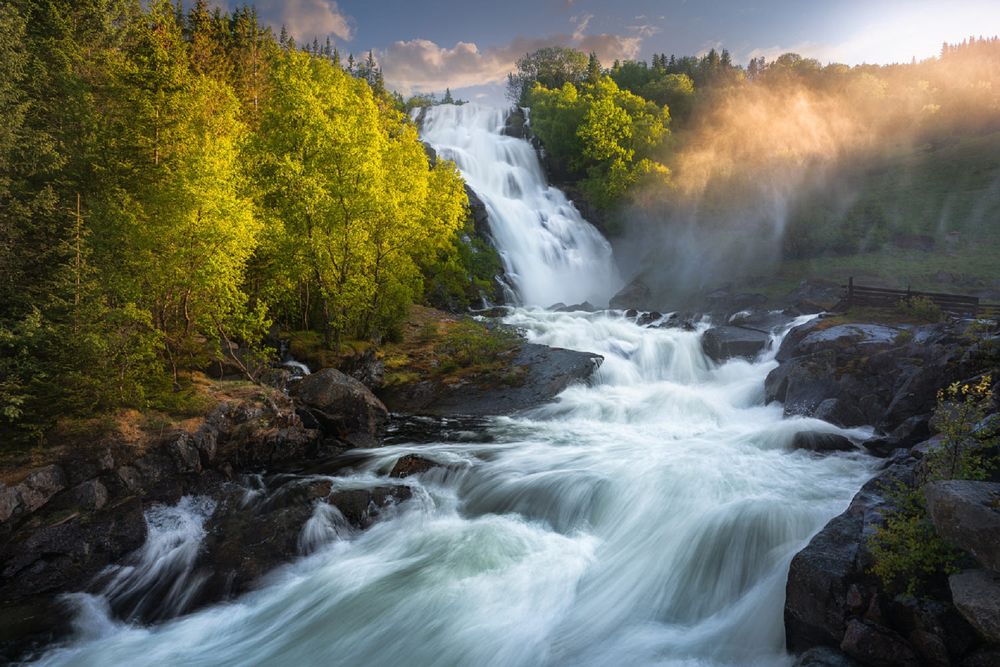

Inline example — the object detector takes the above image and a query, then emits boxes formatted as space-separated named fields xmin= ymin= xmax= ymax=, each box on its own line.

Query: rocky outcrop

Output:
xmin=925 ymin=481 xmax=1000 ymax=573
xmin=292 ymin=368 xmax=389 ymax=447
xmin=0 ymin=393 xmax=320 ymax=661
xmin=701 ymin=325 xmax=772 ymax=362
xmin=949 ymin=569 xmax=1000 ymax=644
xmin=379 ymin=342 xmax=602 ymax=417
xmin=766 ymin=318 xmax=975 ymax=435
xmin=784 ymin=455 xmax=983 ymax=665
xmin=610 ymin=277 xmax=656 ymax=310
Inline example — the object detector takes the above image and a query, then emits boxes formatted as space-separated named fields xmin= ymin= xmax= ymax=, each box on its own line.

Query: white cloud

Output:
xmin=380 ymin=27 xmax=643 ymax=95
xmin=254 ymin=0 xmax=353 ymax=42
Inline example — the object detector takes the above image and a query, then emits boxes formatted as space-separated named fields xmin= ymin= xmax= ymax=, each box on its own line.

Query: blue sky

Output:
xmin=226 ymin=1 xmax=1000 ymax=101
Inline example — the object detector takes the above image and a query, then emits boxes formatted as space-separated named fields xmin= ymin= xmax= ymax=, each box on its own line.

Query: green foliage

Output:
xmin=527 ymin=75 xmax=671 ymax=208
xmin=896 ymin=296 xmax=944 ymax=323
xmin=433 ymin=320 xmax=519 ymax=370
xmin=507 ymin=47 xmax=589 ymax=104
xmin=0 ymin=0 xmax=486 ymax=446
xmin=869 ymin=375 xmax=997 ymax=594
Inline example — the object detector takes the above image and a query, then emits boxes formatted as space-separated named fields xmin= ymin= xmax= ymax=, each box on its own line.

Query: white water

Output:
xmin=35 ymin=107 xmax=875 ymax=667
xmin=420 ymin=104 xmax=622 ymax=307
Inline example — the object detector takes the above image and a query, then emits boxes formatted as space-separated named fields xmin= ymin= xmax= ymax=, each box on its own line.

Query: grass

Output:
xmin=0 ymin=373 xmax=282 ymax=487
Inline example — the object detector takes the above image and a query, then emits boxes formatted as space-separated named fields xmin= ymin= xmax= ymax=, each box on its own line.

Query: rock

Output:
xmin=814 ymin=399 xmax=868 ymax=430
xmin=168 ymin=433 xmax=203 ymax=473
xmin=949 ymin=569 xmax=1000 ymax=643
xmin=925 ymin=480 xmax=1000 ymax=572
xmin=785 ymin=463 xmax=915 ymax=651
xmin=840 ymin=619 xmax=921 ymax=667
xmin=609 ymin=277 xmax=654 ymax=310
xmin=862 ymin=415 xmax=931 ymax=458
xmin=379 ymin=343 xmax=602 ymax=417
xmin=961 ymin=648 xmax=1000 ymax=667
xmin=785 ymin=279 xmax=844 ymax=310
xmin=70 ymin=479 xmax=109 ymax=511
xmin=637 ymin=311 xmax=663 ymax=326
xmin=292 ymin=368 xmax=390 ymax=447
xmin=794 ymin=647 xmax=862 ymax=667
xmin=390 ymin=455 xmax=438 ymax=478
xmin=701 ymin=325 xmax=772 ymax=362
xmin=557 ymin=302 xmax=596 ymax=312
xmin=339 ymin=347 xmax=385 ymax=390
xmin=791 ymin=431 xmax=857 ymax=453
xmin=0 ymin=465 xmax=67 ymax=524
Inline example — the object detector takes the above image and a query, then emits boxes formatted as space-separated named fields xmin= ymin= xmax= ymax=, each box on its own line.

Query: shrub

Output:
xmin=868 ymin=375 xmax=997 ymax=594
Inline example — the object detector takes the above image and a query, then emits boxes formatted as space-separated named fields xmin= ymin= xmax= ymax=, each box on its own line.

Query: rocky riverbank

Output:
xmin=0 ymin=315 xmax=603 ymax=662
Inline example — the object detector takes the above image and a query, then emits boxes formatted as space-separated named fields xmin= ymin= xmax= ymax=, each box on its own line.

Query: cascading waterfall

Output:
xmin=36 ymin=107 xmax=875 ymax=667
xmin=420 ymin=104 xmax=622 ymax=308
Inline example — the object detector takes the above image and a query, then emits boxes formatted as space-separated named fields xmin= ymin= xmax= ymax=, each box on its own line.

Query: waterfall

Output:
xmin=420 ymin=104 xmax=622 ymax=308
xmin=36 ymin=106 xmax=875 ymax=667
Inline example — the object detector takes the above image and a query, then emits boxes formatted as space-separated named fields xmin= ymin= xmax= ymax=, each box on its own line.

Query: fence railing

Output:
xmin=842 ymin=277 xmax=1000 ymax=318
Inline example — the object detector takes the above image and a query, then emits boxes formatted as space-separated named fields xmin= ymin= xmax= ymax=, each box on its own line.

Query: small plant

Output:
xmin=896 ymin=295 xmax=944 ymax=323
xmin=433 ymin=320 xmax=519 ymax=369
xmin=868 ymin=375 xmax=997 ymax=594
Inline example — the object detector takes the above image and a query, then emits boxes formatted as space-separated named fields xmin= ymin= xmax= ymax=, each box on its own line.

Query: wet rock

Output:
xmin=840 ymin=619 xmax=921 ymax=667
xmin=925 ymin=480 xmax=1000 ymax=573
xmin=814 ymin=399 xmax=868 ymax=430
xmin=862 ymin=415 xmax=931 ymax=458
xmin=785 ymin=463 xmax=915 ymax=651
xmin=390 ymin=455 xmax=438 ymax=478
xmin=701 ymin=325 xmax=772 ymax=362
xmin=793 ymin=646 xmax=862 ymax=667
xmin=339 ymin=347 xmax=385 ymax=390
xmin=949 ymin=569 xmax=1000 ymax=643
xmin=380 ymin=343 xmax=602 ymax=417
xmin=292 ymin=368 xmax=389 ymax=447
xmin=609 ymin=277 xmax=655 ymax=310
xmin=961 ymin=648 xmax=1000 ymax=667
xmin=791 ymin=431 xmax=857 ymax=453
xmin=637 ymin=311 xmax=663 ymax=326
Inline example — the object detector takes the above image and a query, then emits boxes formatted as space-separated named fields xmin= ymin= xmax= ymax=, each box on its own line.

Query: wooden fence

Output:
xmin=842 ymin=277 xmax=1000 ymax=319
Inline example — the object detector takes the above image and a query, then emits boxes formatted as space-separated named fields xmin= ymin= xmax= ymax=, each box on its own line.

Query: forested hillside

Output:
xmin=0 ymin=0 xmax=488 ymax=443
xmin=514 ymin=39 xmax=1000 ymax=292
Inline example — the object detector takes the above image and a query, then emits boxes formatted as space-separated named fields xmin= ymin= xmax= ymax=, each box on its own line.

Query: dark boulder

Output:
xmin=390 ymin=455 xmax=438 ymax=478
xmin=791 ymin=431 xmax=857 ymax=453
xmin=0 ymin=465 xmax=67 ymax=524
xmin=925 ymin=481 xmax=1000 ymax=573
xmin=840 ymin=619 xmax=921 ymax=667
xmin=701 ymin=325 xmax=772 ymax=362
xmin=793 ymin=647 xmax=862 ymax=667
xmin=949 ymin=569 xmax=1000 ymax=644
xmin=379 ymin=343 xmax=602 ymax=417
xmin=610 ymin=277 xmax=655 ymax=310
xmin=292 ymin=368 xmax=389 ymax=447
xmin=862 ymin=416 xmax=931 ymax=458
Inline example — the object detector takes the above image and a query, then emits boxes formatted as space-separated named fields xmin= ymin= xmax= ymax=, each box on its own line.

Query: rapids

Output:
xmin=34 ymin=106 xmax=875 ymax=667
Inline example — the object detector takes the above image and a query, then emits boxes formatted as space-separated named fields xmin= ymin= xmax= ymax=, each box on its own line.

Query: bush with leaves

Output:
xmin=868 ymin=375 xmax=997 ymax=594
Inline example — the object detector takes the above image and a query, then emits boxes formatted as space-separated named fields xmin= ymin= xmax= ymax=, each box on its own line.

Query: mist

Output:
xmin=615 ymin=46 xmax=1000 ymax=304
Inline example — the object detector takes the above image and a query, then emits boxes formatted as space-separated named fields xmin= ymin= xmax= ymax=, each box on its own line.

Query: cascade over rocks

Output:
xmin=701 ymin=325 xmax=772 ymax=362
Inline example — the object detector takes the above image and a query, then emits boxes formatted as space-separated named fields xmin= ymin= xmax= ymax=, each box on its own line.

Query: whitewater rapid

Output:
xmin=34 ymin=106 xmax=875 ymax=666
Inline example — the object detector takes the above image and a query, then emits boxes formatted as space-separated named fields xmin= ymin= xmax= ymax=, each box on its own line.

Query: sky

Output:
xmin=222 ymin=0 xmax=1000 ymax=102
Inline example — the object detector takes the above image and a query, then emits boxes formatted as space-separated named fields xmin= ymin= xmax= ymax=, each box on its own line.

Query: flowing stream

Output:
xmin=36 ymin=105 xmax=875 ymax=667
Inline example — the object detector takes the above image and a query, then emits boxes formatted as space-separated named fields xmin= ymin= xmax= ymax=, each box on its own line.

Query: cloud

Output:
xmin=380 ymin=26 xmax=642 ymax=94
xmin=251 ymin=0 xmax=353 ymax=42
